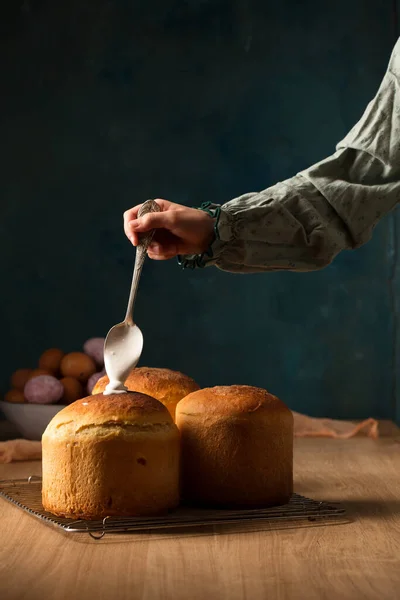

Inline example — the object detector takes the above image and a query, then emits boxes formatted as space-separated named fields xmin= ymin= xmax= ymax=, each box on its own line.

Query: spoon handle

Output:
xmin=124 ymin=199 xmax=161 ymax=325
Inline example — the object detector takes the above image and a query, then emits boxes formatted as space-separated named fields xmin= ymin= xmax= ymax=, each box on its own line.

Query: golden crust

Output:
xmin=177 ymin=385 xmax=292 ymax=420
xmin=42 ymin=433 xmax=180 ymax=519
xmin=175 ymin=385 xmax=293 ymax=508
xmin=44 ymin=391 xmax=173 ymax=436
xmin=92 ymin=367 xmax=200 ymax=418
xmin=42 ymin=391 xmax=180 ymax=518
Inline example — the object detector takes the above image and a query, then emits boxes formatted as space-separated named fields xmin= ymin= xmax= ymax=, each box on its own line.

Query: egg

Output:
xmin=83 ymin=337 xmax=105 ymax=367
xmin=24 ymin=375 xmax=63 ymax=404
xmin=28 ymin=368 xmax=53 ymax=380
xmin=11 ymin=369 xmax=33 ymax=391
xmin=60 ymin=377 xmax=84 ymax=404
xmin=39 ymin=348 xmax=65 ymax=375
xmin=60 ymin=352 xmax=96 ymax=383
xmin=87 ymin=369 xmax=106 ymax=395
xmin=5 ymin=389 xmax=25 ymax=403
xmin=92 ymin=374 xmax=107 ymax=395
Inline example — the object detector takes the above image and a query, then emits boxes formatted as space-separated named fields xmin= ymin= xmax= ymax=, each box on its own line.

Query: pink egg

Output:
xmin=24 ymin=375 xmax=64 ymax=405
xmin=83 ymin=337 xmax=105 ymax=367
xmin=87 ymin=369 xmax=106 ymax=395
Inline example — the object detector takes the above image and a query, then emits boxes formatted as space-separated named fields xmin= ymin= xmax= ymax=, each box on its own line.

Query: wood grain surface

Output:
xmin=1 ymin=430 xmax=400 ymax=600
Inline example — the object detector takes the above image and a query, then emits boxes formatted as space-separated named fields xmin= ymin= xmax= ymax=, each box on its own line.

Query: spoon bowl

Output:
xmin=103 ymin=322 xmax=143 ymax=394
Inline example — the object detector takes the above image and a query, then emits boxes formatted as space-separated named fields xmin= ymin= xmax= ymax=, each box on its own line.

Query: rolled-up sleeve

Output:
xmin=208 ymin=38 xmax=400 ymax=274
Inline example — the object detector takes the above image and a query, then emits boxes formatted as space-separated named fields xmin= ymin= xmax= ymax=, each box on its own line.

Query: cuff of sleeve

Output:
xmin=177 ymin=202 xmax=233 ymax=269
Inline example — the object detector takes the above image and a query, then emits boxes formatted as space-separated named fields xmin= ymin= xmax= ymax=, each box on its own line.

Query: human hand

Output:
xmin=123 ymin=199 xmax=215 ymax=260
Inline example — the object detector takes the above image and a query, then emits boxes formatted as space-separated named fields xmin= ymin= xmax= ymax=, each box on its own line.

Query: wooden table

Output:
xmin=1 ymin=431 xmax=400 ymax=600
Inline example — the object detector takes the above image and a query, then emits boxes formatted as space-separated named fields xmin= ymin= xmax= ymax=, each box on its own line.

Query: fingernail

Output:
xmin=150 ymin=244 xmax=161 ymax=254
xmin=128 ymin=236 xmax=134 ymax=244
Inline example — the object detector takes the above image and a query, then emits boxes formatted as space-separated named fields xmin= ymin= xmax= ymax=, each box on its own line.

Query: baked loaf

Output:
xmin=176 ymin=385 xmax=293 ymax=508
xmin=92 ymin=367 xmax=200 ymax=419
xmin=42 ymin=392 xmax=180 ymax=519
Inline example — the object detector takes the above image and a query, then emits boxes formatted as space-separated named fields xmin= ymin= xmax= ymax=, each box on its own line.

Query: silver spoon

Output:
xmin=103 ymin=199 xmax=161 ymax=395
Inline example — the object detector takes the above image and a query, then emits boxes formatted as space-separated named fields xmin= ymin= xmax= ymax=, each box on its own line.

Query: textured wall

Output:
xmin=0 ymin=0 xmax=397 ymax=419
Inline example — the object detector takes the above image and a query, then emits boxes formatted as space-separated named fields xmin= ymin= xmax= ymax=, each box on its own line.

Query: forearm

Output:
xmin=206 ymin=39 xmax=400 ymax=274
xmin=211 ymin=153 xmax=400 ymax=273
xmin=210 ymin=173 xmax=356 ymax=273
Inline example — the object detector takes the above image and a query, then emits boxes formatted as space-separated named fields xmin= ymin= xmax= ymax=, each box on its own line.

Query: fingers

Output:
xmin=123 ymin=199 xmax=173 ymax=245
xmin=130 ymin=211 xmax=175 ymax=234
xmin=123 ymin=205 xmax=141 ymax=223
xmin=147 ymin=241 xmax=180 ymax=261
xmin=147 ymin=250 xmax=176 ymax=261
xmin=123 ymin=199 xmax=171 ymax=225
xmin=123 ymin=205 xmax=142 ymax=244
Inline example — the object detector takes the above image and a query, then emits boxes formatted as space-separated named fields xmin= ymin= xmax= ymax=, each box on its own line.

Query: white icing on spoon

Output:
xmin=103 ymin=326 xmax=143 ymax=395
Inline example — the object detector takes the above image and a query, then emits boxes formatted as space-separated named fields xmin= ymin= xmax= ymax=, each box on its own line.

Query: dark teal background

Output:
xmin=1 ymin=0 xmax=399 ymax=421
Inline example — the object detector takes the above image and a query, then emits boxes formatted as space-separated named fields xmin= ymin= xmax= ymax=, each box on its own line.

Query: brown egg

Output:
xmin=60 ymin=377 xmax=84 ymax=404
xmin=60 ymin=352 xmax=96 ymax=383
xmin=11 ymin=368 xmax=33 ymax=391
xmin=28 ymin=368 xmax=53 ymax=380
xmin=39 ymin=348 xmax=65 ymax=375
xmin=5 ymin=389 xmax=25 ymax=403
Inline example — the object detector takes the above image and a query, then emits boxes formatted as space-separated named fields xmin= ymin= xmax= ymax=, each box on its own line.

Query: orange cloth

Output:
xmin=0 ymin=439 xmax=42 ymax=464
xmin=293 ymin=413 xmax=379 ymax=439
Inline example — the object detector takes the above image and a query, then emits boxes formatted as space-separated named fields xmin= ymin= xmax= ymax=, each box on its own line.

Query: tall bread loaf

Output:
xmin=175 ymin=385 xmax=293 ymax=508
xmin=42 ymin=392 xmax=180 ymax=519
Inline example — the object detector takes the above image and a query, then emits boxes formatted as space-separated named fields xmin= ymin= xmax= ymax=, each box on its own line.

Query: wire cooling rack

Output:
xmin=0 ymin=476 xmax=348 ymax=539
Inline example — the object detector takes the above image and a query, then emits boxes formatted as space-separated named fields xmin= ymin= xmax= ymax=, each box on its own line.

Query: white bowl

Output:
xmin=0 ymin=401 xmax=66 ymax=441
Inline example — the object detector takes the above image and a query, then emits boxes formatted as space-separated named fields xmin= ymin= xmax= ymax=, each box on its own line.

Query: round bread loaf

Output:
xmin=42 ymin=392 xmax=180 ymax=519
xmin=175 ymin=385 xmax=293 ymax=508
xmin=92 ymin=367 xmax=200 ymax=419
